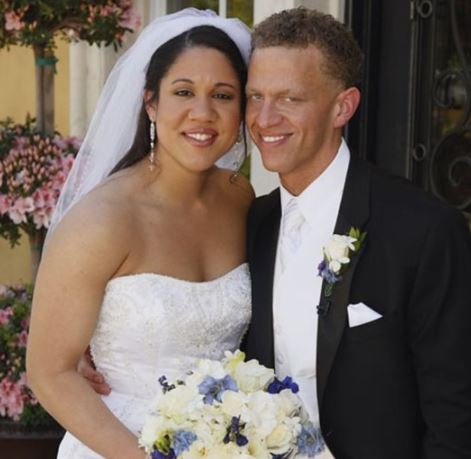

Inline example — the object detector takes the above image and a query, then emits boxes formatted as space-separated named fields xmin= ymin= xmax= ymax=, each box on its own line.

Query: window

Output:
xmin=167 ymin=0 xmax=253 ymax=27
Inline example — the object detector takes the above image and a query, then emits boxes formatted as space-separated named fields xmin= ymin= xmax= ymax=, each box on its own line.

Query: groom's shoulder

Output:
xmin=250 ymin=188 xmax=280 ymax=214
xmin=248 ymin=188 xmax=280 ymax=224
xmin=252 ymin=188 xmax=280 ymax=207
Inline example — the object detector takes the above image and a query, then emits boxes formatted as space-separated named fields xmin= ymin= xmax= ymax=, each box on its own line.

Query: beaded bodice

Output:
xmin=87 ymin=263 xmax=251 ymax=432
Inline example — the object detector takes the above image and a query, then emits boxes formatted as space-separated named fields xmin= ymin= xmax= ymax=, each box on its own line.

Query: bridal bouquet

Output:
xmin=139 ymin=351 xmax=325 ymax=459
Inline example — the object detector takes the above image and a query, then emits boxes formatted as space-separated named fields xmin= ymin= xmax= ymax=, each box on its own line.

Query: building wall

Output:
xmin=0 ymin=41 xmax=70 ymax=284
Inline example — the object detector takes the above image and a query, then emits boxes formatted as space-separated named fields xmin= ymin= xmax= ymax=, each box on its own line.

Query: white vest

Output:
xmin=273 ymin=140 xmax=350 ymax=459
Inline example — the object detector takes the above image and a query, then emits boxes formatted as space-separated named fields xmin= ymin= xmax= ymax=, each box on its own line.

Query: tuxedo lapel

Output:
xmin=317 ymin=157 xmax=371 ymax=406
xmin=248 ymin=190 xmax=281 ymax=369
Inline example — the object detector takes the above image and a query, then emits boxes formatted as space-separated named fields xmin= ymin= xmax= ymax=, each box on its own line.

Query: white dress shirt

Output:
xmin=273 ymin=140 xmax=350 ymax=458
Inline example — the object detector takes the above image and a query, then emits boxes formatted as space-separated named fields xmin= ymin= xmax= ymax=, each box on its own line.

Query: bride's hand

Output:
xmin=78 ymin=346 xmax=111 ymax=395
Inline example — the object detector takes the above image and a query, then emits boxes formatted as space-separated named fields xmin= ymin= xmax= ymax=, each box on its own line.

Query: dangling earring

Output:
xmin=149 ymin=120 xmax=156 ymax=171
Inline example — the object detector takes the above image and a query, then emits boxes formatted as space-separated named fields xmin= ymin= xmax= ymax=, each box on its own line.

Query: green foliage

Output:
xmin=0 ymin=0 xmax=140 ymax=51
xmin=348 ymin=227 xmax=367 ymax=251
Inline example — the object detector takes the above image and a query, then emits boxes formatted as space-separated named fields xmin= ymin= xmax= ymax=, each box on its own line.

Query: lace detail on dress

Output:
xmin=57 ymin=263 xmax=251 ymax=458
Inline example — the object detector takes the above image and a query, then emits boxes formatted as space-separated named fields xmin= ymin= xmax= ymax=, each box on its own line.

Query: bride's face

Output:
xmin=148 ymin=46 xmax=242 ymax=172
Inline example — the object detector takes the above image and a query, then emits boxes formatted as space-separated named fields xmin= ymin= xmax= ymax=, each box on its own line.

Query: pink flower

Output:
xmin=0 ymin=377 xmax=25 ymax=420
xmin=50 ymin=173 xmax=66 ymax=191
xmin=18 ymin=372 xmax=27 ymax=386
xmin=21 ymin=315 xmax=30 ymax=329
xmin=52 ymin=136 xmax=68 ymax=150
xmin=17 ymin=330 xmax=28 ymax=348
xmin=8 ymin=197 xmax=35 ymax=224
xmin=101 ymin=4 xmax=120 ymax=17
xmin=13 ymin=136 xmax=28 ymax=148
xmin=119 ymin=7 xmax=141 ymax=32
xmin=32 ymin=188 xmax=54 ymax=209
xmin=0 ymin=194 xmax=11 ymax=215
xmin=68 ymin=136 xmax=82 ymax=150
xmin=119 ymin=0 xmax=133 ymax=8
xmin=0 ymin=307 xmax=13 ymax=326
xmin=4 ymin=11 xmax=24 ymax=32
xmin=32 ymin=207 xmax=52 ymax=229
xmin=61 ymin=154 xmax=76 ymax=171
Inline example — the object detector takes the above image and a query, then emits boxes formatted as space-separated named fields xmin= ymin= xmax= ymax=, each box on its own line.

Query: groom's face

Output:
xmin=246 ymin=45 xmax=346 ymax=187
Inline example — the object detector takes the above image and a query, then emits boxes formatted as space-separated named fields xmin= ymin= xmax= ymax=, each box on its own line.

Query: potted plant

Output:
xmin=0 ymin=283 xmax=63 ymax=458
xmin=0 ymin=116 xmax=80 ymax=279
xmin=0 ymin=0 xmax=141 ymax=136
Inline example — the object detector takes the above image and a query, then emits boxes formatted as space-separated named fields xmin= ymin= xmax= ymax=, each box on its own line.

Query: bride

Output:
xmin=26 ymin=9 xmax=253 ymax=459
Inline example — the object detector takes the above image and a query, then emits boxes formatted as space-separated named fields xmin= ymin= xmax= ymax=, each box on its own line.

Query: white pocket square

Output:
xmin=347 ymin=302 xmax=382 ymax=327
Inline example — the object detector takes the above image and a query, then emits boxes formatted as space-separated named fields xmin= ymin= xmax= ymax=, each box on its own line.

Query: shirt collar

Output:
xmin=280 ymin=138 xmax=350 ymax=229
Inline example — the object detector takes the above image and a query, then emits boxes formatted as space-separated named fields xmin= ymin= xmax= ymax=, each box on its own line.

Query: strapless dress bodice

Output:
xmin=57 ymin=263 xmax=251 ymax=458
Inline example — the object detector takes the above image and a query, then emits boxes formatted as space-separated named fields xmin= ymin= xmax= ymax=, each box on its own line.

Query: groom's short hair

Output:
xmin=252 ymin=7 xmax=363 ymax=89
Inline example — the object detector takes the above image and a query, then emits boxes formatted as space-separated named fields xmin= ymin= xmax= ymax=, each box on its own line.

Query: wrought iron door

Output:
xmin=347 ymin=0 xmax=471 ymax=219
xmin=410 ymin=0 xmax=471 ymax=216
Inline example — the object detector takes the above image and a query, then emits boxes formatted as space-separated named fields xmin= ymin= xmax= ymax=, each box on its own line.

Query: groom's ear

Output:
xmin=144 ymin=89 xmax=157 ymax=120
xmin=333 ymin=87 xmax=361 ymax=129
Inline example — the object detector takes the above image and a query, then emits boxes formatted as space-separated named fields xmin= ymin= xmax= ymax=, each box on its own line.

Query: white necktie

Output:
xmin=279 ymin=198 xmax=305 ymax=272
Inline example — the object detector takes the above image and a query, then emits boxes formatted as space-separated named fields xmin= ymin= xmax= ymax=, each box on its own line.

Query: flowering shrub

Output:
xmin=0 ymin=0 xmax=141 ymax=51
xmin=0 ymin=284 xmax=56 ymax=428
xmin=0 ymin=116 xmax=79 ymax=246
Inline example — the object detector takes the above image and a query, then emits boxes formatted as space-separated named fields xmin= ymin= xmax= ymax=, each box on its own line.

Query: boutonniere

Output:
xmin=317 ymin=227 xmax=367 ymax=300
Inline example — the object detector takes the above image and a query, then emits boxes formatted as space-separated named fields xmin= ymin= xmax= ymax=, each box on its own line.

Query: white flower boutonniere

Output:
xmin=317 ymin=227 xmax=366 ymax=298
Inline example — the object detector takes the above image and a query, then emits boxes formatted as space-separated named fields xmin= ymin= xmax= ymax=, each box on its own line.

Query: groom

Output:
xmin=243 ymin=7 xmax=471 ymax=459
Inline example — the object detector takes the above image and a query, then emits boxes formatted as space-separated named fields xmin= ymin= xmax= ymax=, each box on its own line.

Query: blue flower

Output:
xmin=172 ymin=430 xmax=197 ymax=456
xmin=158 ymin=375 xmax=175 ymax=393
xmin=151 ymin=449 xmax=176 ymax=459
xmin=198 ymin=374 xmax=238 ymax=405
xmin=297 ymin=423 xmax=325 ymax=457
xmin=224 ymin=416 xmax=248 ymax=446
xmin=267 ymin=376 xmax=299 ymax=394
xmin=317 ymin=260 xmax=340 ymax=284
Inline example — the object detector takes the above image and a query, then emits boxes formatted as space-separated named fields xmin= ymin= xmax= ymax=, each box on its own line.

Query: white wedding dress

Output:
xmin=57 ymin=263 xmax=251 ymax=458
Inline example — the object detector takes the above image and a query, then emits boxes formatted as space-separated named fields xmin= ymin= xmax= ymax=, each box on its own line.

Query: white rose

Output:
xmin=221 ymin=390 xmax=248 ymax=419
xmin=191 ymin=418 xmax=225 ymax=449
xmin=196 ymin=359 xmax=227 ymax=379
xmin=246 ymin=434 xmax=271 ymax=459
xmin=233 ymin=360 xmax=275 ymax=393
xmin=156 ymin=385 xmax=202 ymax=421
xmin=205 ymin=443 xmax=253 ymax=459
xmin=274 ymin=389 xmax=302 ymax=417
xmin=180 ymin=440 xmax=207 ymax=459
xmin=138 ymin=413 xmax=166 ymax=449
xmin=266 ymin=423 xmax=295 ymax=454
xmin=324 ymin=235 xmax=356 ymax=273
xmin=247 ymin=391 xmax=278 ymax=436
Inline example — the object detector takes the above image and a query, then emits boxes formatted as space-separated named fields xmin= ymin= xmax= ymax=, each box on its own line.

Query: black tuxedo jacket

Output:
xmin=244 ymin=157 xmax=471 ymax=459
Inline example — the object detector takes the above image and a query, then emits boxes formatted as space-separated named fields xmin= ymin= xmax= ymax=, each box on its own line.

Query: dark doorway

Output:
xmin=346 ymin=0 xmax=471 ymax=219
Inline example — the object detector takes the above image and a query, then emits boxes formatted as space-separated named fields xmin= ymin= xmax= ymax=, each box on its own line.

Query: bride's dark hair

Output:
xmin=110 ymin=25 xmax=248 ymax=174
